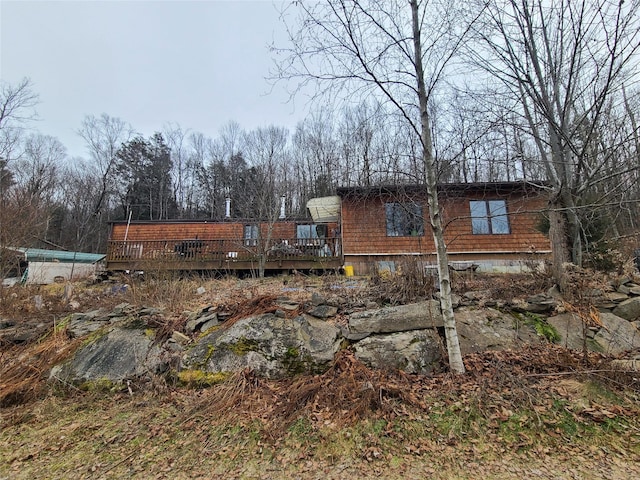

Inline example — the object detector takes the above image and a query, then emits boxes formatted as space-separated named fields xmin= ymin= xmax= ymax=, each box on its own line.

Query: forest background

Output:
xmin=1 ymin=0 xmax=639 ymax=272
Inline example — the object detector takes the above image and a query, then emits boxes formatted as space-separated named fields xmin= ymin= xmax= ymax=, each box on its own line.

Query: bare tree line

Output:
xmin=1 ymin=0 xmax=639 ymax=373
xmin=0 ymin=1 xmax=638 ymax=266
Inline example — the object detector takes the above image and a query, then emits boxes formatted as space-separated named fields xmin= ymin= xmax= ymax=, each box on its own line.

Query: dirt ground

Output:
xmin=1 ymin=273 xmax=640 ymax=479
xmin=1 ymin=389 xmax=639 ymax=480
xmin=2 ymin=345 xmax=639 ymax=479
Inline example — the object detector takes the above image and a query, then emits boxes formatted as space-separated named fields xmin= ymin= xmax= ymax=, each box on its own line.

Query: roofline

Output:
xmin=336 ymin=180 xmax=549 ymax=197
xmin=108 ymin=216 xmax=317 ymax=226
xmin=5 ymin=247 xmax=105 ymax=263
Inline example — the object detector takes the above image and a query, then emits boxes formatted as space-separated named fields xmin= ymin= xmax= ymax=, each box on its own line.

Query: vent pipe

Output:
xmin=225 ymin=197 xmax=231 ymax=218
xmin=279 ymin=195 xmax=286 ymax=219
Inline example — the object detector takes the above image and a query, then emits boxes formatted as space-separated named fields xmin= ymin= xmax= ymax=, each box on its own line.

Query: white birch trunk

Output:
xmin=410 ymin=0 xmax=465 ymax=374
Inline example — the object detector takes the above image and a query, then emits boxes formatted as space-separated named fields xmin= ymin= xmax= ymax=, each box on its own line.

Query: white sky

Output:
xmin=0 ymin=0 xmax=307 ymax=158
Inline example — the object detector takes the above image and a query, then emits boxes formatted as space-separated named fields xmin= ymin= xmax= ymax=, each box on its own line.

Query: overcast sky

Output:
xmin=0 ymin=0 xmax=307 ymax=158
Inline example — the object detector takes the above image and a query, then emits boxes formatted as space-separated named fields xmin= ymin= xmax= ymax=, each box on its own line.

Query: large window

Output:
xmin=470 ymin=200 xmax=510 ymax=234
xmin=297 ymin=224 xmax=318 ymax=241
xmin=296 ymin=224 xmax=327 ymax=244
xmin=244 ymin=224 xmax=258 ymax=246
xmin=385 ymin=203 xmax=424 ymax=237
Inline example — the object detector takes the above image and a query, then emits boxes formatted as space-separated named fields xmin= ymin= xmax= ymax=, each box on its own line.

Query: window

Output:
xmin=385 ymin=203 xmax=424 ymax=237
xmin=244 ymin=224 xmax=258 ymax=246
xmin=297 ymin=224 xmax=327 ymax=245
xmin=470 ymin=200 xmax=510 ymax=234
xmin=296 ymin=224 xmax=318 ymax=242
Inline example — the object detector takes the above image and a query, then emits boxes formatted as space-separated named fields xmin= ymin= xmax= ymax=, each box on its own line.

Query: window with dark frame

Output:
xmin=469 ymin=200 xmax=510 ymax=234
xmin=385 ymin=202 xmax=424 ymax=237
xmin=244 ymin=224 xmax=258 ymax=246
xmin=296 ymin=224 xmax=325 ymax=245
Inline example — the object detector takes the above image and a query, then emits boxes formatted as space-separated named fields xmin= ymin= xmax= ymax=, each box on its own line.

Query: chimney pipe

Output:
xmin=279 ymin=195 xmax=286 ymax=219
xmin=225 ymin=197 xmax=231 ymax=218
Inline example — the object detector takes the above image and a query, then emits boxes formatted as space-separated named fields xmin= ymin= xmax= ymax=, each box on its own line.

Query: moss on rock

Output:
xmin=177 ymin=369 xmax=230 ymax=387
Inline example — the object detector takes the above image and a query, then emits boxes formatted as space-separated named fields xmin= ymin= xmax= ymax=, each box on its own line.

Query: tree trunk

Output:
xmin=410 ymin=0 xmax=464 ymax=374
xmin=548 ymin=194 xmax=571 ymax=292
xmin=258 ymin=254 xmax=266 ymax=279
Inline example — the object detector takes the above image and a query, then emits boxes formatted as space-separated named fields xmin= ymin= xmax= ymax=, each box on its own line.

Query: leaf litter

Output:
xmin=2 ymin=274 xmax=640 ymax=478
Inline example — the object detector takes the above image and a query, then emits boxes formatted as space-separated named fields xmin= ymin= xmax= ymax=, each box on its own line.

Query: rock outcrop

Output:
xmin=182 ymin=313 xmax=342 ymax=379
xmin=47 ymin=274 xmax=640 ymax=384
xmin=455 ymin=307 xmax=541 ymax=354
xmin=347 ymin=300 xmax=443 ymax=335
xmin=50 ymin=328 xmax=165 ymax=385
xmin=353 ymin=330 xmax=441 ymax=374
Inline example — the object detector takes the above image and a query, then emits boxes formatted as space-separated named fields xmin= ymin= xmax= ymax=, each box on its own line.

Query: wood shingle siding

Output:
xmin=106 ymin=220 xmax=341 ymax=272
xmin=337 ymin=182 xmax=551 ymax=274
xmin=105 ymin=182 xmax=551 ymax=275
xmin=340 ymin=190 xmax=548 ymax=254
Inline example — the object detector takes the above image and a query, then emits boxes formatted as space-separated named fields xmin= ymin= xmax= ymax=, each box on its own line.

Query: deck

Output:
xmin=105 ymin=237 xmax=343 ymax=272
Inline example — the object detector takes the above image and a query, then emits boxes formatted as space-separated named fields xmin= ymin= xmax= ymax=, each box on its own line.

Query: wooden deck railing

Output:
xmin=106 ymin=237 xmax=342 ymax=271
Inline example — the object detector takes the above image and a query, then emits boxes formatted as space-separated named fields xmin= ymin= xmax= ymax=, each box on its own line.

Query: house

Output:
xmin=336 ymin=181 xmax=551 ymax=275
xmin=104 ymin=181 xmax=550 ymax=275
xmin=2 ymin=248 xmax=106 ymax=285
xmin=106 ymin=218 xmax=341 ymax=273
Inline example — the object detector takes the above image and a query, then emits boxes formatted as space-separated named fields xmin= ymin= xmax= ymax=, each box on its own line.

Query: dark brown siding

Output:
xmin=106 ymin=220 xmax=342 ymax=272
xmin=108 ymin=221 xmax=327 ymax=242
xmin=111 ymin=222 xmax=245 ymax=241
xmin=341 ymin=189 xmax=550 ymax=256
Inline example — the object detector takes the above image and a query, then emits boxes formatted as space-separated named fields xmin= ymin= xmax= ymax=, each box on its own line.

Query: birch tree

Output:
xmin=275 ymin=0 xmax=474 ymax=373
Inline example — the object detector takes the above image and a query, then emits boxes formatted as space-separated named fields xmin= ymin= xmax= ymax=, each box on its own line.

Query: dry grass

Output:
xmin=145 ymin=344 xmax=640 ymax=443
xmin=2 ymin=338 xmax=640 ymax=479
xmin=369 ymin=258 xmax=437 ymax=304
xmin=2 ymin=269 xmax=640 ymax=478
xmin=0 ymin=330 xmax=83 ymax=407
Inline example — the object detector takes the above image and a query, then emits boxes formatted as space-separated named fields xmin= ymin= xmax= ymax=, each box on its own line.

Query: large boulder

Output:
xmin=548 ymin=311 xmax=640 ymax=354
xmin=547 ymin=313 xmax=591 ymax=351
xmin=612 ymin=297 xmax=640 ymax=321
xmin=594 ymin=312 xmax=640 ymax=354
xmin=353 ymin=330 xmax=442 ymax=374
xmin=182 ymin=313 xmax=342 ymax=378
xmin=50 ymin=327 xmax=165 ymax=385
xmin=347 ymin=300 xmax=443 ymax=335
xmin=455 ymin=307 xmax=541 ymax=354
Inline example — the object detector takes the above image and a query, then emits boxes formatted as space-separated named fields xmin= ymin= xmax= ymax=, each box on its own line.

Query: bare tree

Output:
xmin=242 ymin=125 xmax=291 ymax=277
xmin=0 ymin=134 xmax=64 ymax=283
xmin=0 ymin=78 xmax=40 ymax=284
xmin=0 ymin=78 xmax=38 ymax=162
xmin=77 ymin=114 xmax=133 ymax=218
xmin=470 ymin=0 xmax=640 ymax=288
xmin=338 ymin=101 xmax=388 ymax=186
xmin=73 ymin=114 xmax=133 ymax=251
xmin=275 ymin=0 xmax=478 ymax=373
xmin=163 ymin=122 xmax=194 ymax=218
xmin=14 ymin=134 xmax=67 ymax=247
xmin=0 ymin=183 xmax=47 ymax=284
xmin=291 ymin=110 xmax=339 ymax=204
xmin=14 ymin=134 xmax=65 ymax=203
xmin=188 ymin=131 xmax=215 ymax=217
xmin=58 ymin=159 xmax=105 ymax=251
